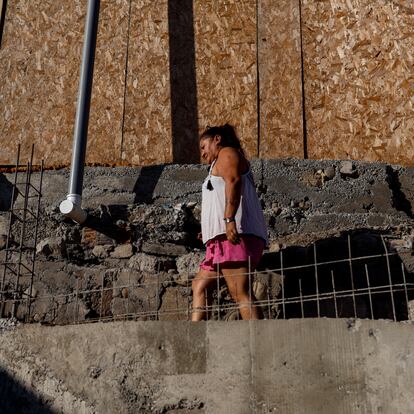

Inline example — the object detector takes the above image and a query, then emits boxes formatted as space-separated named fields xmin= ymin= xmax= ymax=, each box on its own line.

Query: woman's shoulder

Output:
xmin=219 ymin=146 xmax=240 ymax=157
xmin=216 ymin=147 xmax=249 ymax=174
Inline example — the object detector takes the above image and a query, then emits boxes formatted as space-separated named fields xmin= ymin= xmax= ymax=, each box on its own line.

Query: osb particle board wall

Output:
xmin=194 ymin=0 xmax=258 ymax=160
xmin=258 ymin=0 xmax=303 ymax=159
xmin=1 ymin=0 xmax=414 ymax=167
xmin=0 ymin=0 xmax=129 ymax=166
xmin=122 ymin=0 xmax=172 ymax=166
xmin=302 ymin=0 xmax=414 ymax=164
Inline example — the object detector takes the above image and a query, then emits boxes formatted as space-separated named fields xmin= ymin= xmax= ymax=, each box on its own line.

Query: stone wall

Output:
xmin=0 ymin=159 xmax=414 ymax=324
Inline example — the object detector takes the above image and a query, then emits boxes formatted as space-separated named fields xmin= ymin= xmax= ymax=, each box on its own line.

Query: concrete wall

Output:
xmin=1 ymin=319 xmax=414 ymax=413
xmin=1 ymin=1 xmax=414 ymax=166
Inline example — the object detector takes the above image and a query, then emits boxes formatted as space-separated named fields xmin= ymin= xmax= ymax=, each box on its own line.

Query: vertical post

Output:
xmin=186 ymin=270 xmax=190 ymax=321
xmin=313 ymin=243 xmax=320 ymax=317
xmin=0 ymin=145 xmax=20 ymax=317
xmin=364 ymin=264 xmax=374 ymax=319
xmin=248 ymin=256 xmax=252 ymax=319
xmin=381 ymin=236 xmax=396 ymax=321
xmin=347 ymin=235 xmax=357 ymax=318
xmin=280 ymin=250 xmax=285 ymax=319
xmin=216 ymin=262 xmax=220 ymax=320
xmin=401 ymin=263 xmax=410 ymax=320
xmin=156 ymin=264 xmax=160 ymax=321
xmin=331 ymin=270 xmax=338 ymax=318
xmin=26 ymin=158 xmax=44 ymax=321
xmin=60 ymin=0 xmax=100 ymax=223
xmin=267 ymin=285 xmax=271 ymax=319
xmin=69 ymin=0 xmax=100 ymax=197
xmin=99 ymin=272 xmax=104 ymax=320
xmin=299 ymin=279 xmax=304 ymax=318
xmin=75 ymin=276 xmax=80 ymax=324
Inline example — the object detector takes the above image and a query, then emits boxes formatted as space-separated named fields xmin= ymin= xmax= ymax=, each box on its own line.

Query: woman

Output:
xmin=192 ymin=124 xmax=268 ymax=321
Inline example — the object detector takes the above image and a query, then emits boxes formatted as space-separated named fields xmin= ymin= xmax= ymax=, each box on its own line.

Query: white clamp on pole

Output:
xmin=60 ymin=194 xmax=88 ymax=224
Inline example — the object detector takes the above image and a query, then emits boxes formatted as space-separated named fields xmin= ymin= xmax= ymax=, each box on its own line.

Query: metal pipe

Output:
xmin=60 ymin=0 xmax=100 ymax=223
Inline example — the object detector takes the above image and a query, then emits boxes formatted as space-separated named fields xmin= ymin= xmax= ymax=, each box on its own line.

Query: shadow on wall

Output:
xmin=168 ymin=0 xmax=199 ymax=164
xmin=258 ymin=230 xmax=414 ymax=321
xmin=0 ymin=0 xmax=7 ymax=48
xmin=133 ymin=165 xmax=165 ymax=203
xmin=0 ymin=368 xmax=56 ymax=414
xmin=0 ymin=173 xmax=15 ymax=211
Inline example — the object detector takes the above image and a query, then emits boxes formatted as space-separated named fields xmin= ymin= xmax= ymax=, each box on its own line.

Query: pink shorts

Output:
xmin=200 ymin=234 xmax=265 ymax=272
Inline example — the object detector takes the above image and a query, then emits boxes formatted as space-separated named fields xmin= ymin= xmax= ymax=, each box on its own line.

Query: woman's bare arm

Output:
xmin=215 ymin=148 xmax=243 ymax=244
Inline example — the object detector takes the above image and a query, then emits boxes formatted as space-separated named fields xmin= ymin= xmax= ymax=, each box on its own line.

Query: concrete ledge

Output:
xmin=1 ymin=319 xmax=414 ymax=413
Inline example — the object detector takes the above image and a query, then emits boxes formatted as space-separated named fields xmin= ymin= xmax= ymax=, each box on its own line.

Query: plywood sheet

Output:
xmin=0 ymin=0 xmax=128 ymax=167
xmin=122 ymin=0 xmax=172 ymax=166
xmin=194 ymin=0 xmax=258 ymax=159
xmin=88 ymin=0 xmax=129 ymax=165
xmin=258 ymin=0 xmax=303 ymax=159
xmin=302 ymin=0 xmax=414 ymax=165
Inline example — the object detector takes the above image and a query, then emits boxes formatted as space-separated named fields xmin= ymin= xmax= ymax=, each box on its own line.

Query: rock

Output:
xmin=142 ymin=242 xmax=187 ymax=257
xmin=324 ymin=166 xmax=336 ymax=180
xmin=92 ymin=245 xmax=112 ymax=258
xmin=340 ymin=161 xmax=358 ymax=177
xmin=82 ymin=227 xmax=114 ymax=247
xmin=389 ymin=238 xmax=413 ymax=252
xmin=253 ymin=280 xmax=267 ymax=301
xmin=81 ymin=228 xmax=97 ymax=247
xmin=302 ymin=170 xmax=323 ymax=188
xmin=128 ymin=253 xmax=175 ymax=273
xmin=158 ymin=287 xmax=189 ymax=321
xmin=0 ymin=215 xmax=8 ymax=235
xmin=176 ymin=252 xmax=204 ymax=276
xmin=23 ymin=286 xmax=38 ymax=298
xmin=128 ymin=253 xmax=159 ymax=272
xmin=88 ymin=366 xmax=102 ymax=379
xmin=408 ymin=300 xmax=414 ymax=321
xmin=268 ymin=242 xmax=282 ymax=252
xmin=223 ymin=309 xmax=240 ymax=321
xmin=111 ymin=244 xmax=134 ymax=259
xmin=113 ymin=268 xmax=143 ymax=297
xmin=36 ymin=237 xmax=65 ymax=257
xmin=0 ymin=234 xmax=7 ymax=250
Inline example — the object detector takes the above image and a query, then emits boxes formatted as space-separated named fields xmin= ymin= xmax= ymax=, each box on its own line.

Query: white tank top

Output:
xmin=201 ymin=161 xmax=268 ymax=245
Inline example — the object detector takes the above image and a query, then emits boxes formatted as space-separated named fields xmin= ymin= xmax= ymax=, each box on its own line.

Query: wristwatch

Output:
xmin=223 ymin=217 xmax=235 ymax=223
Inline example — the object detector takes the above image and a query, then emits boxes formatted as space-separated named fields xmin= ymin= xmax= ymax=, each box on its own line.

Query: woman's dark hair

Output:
xmin=200 ymin=123 xmax=244 ymax=155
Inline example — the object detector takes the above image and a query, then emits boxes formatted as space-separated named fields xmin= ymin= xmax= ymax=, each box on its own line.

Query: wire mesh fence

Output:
xmin=1 ymin=234 xmax=413 ymax=325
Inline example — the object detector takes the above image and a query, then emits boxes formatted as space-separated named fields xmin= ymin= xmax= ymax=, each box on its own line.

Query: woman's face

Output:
xmin=199 ymin=135 xmax=221 ymax=164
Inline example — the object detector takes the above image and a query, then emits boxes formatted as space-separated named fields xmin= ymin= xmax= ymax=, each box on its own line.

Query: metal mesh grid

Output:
xmin=0 ymin=145 xmax=43 ymax=321
xmin=1 ymin=147 xmax=413 ymax=324
xmin=1 ymin=235 xmax=413 ymax=324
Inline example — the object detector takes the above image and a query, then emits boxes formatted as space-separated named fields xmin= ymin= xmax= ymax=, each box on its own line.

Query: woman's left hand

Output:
xmin=226 ymin=221 xmax=240 ymax=245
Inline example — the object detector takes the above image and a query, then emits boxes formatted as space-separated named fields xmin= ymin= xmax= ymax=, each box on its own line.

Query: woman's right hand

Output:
xmin=226 ymin=221 xmax=240 ymax=245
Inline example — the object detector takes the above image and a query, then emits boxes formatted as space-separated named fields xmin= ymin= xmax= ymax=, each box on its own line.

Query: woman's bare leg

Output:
xmin=221 ymin=265 xmax=259 ymax=320
xmin=191 ymin=269 xmax=218 ymax=321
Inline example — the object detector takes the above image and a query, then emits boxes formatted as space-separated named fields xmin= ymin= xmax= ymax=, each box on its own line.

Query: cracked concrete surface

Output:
xmin=1 ymin=319 xmax=414 ymax=413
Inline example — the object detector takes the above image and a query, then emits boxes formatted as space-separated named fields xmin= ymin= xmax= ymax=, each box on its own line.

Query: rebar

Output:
xmin=347 ymin=234 xmax=357 ymax=318
xmin=381 ymin=235 xmax=397 ymax=322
